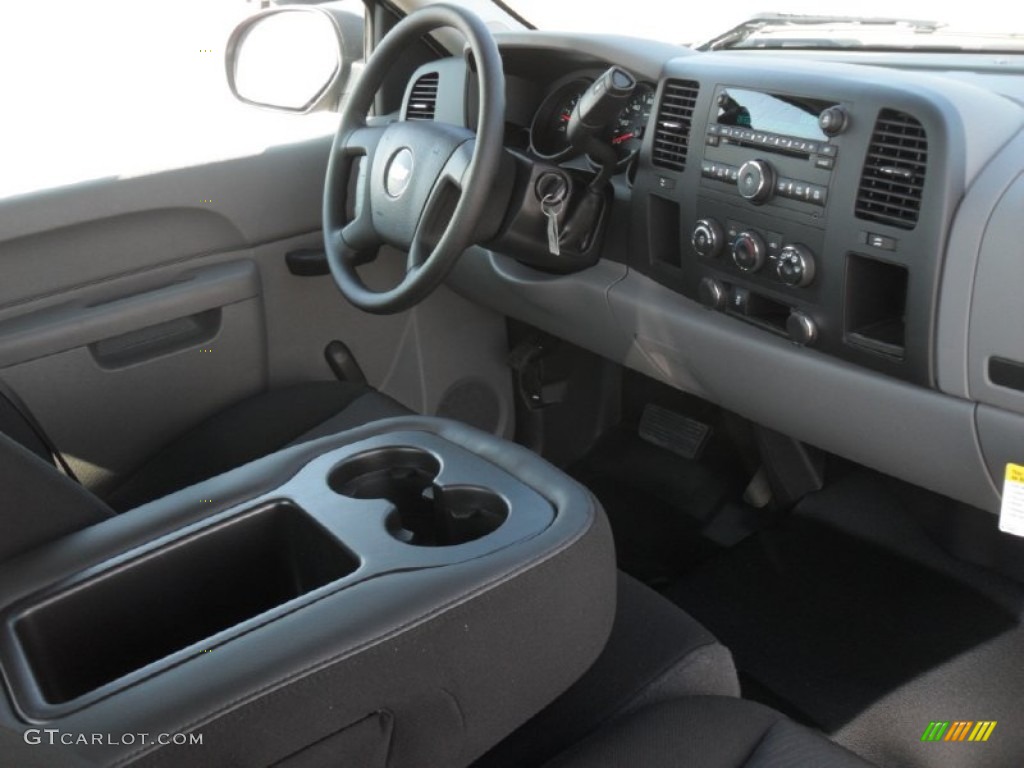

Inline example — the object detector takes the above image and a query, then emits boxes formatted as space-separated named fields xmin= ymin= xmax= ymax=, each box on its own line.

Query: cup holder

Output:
xmin=329 ymin=447 xmax=509 ymax=547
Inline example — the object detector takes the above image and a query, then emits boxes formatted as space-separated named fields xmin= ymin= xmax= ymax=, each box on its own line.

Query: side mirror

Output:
xmin=225 ymin=7 xmax=363 ymax=114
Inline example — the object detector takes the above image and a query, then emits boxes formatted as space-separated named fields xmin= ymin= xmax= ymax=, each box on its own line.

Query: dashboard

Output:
xmin=401 ymin=34 xmax=1024 ymax=517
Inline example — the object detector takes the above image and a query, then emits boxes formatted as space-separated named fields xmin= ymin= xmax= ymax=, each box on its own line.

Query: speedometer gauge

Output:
xmin=610 ymin=84 xmax=655 ymax=160
xmin=529 ymin=78 xmax=592 ymax=159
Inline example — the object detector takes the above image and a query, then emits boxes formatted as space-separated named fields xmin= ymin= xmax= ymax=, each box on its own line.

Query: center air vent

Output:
xmin=406 ymin=72 xmax=439 ymax=121
xmin=855 ymin=109 xmax=927 ymax=230
xmin=652 ymin=80 xmax=700 ymax=172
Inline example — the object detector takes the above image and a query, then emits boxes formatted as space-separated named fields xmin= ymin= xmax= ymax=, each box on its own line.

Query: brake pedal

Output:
xmin=638 ymin=404 xmax=711 ymax=460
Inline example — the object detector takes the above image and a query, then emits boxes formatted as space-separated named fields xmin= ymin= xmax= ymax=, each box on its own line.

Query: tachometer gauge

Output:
xmin=609 ymin=83 xmax=655 ymax=160
xmin=530 ymin=78 xmax=592 ymax=159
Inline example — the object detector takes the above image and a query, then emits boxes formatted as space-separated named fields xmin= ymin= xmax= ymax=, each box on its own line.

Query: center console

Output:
xmin=632 ymin=59 xmax=961 ymax=387
xmin=0 ymin=417 xmax=615 ymax=768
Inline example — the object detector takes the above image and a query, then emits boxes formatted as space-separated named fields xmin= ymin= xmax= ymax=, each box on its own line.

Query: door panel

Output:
xmin=0 ymin=134 xmax=514 ymax=499
xmin=0 ymin=260 xmax=260 ymax=368
xmin=1 ymin=296 xmax=266 ymax=494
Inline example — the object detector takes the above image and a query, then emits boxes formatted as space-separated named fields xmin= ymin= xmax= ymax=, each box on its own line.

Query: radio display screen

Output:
xmin=716 ymin=88 xmax=836 ymax=141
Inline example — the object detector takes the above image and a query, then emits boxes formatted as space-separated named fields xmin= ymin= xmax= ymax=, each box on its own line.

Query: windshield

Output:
xmin=501 ymin=0 xmax=1024 ymax=50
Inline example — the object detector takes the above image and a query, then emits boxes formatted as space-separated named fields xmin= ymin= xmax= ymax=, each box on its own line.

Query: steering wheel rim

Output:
xmin=323 ymin=4 xmax=505 ymax=314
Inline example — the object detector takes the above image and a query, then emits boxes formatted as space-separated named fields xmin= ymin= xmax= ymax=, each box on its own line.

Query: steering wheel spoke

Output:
xmin=338 ymin=123 xmax=387 ymax=158
xmin=406 ymin=141 xmax=473 ymax=272
xmin=322 ymin=5 xmax=506 ymax=314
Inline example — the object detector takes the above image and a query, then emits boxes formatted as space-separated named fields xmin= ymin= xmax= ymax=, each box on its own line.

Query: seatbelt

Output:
xmin=0 ymin=377 xmax=80 ymax=484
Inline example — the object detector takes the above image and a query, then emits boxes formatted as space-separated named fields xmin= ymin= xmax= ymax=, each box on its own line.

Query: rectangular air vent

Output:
xmin=406 ymin=72 xmax=439 ymax=120
xmin=651 ymin=79 xmax=700 ymax=172
xmin=855 ymin=109 xmax=927 ymax=230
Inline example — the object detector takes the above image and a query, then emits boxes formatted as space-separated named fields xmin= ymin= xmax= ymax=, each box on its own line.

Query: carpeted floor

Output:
xmin=573 ymin=430 xmax=1024 ymax=768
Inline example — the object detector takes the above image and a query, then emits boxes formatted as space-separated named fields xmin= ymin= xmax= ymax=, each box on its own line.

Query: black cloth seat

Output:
xmin=104 ymin=380 xmax=408 ymax=511
xmin=544 ymin=696 xmax=875 ymax=768
xmin=475 ymin=572 xmax=740 ymax=768
xmin=0 ymin=380 xmax=407 ymax=561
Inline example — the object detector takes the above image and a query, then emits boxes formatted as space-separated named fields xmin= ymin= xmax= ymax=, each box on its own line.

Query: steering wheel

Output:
xmin=323 ymin=4 xmax=505 ymax=314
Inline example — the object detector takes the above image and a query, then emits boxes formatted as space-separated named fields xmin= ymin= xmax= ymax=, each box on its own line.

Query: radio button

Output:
xmin=787 ymin=311 xmax=818 ymax=346
xmin=737 ymin=159 xmax=775 ymax=204
xmin=819 ymin=144 xmax=838 ymax=157
xmin=819 ymin=106 xmax=849 ymax=136
xmin=698 ymin=278 xmax=728 ymax=310
xmin=814 ymin=156 xmax=835 ymax=170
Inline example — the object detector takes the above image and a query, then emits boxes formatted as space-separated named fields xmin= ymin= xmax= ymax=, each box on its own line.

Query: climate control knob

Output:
xmin=692 ymin=219 xmax=724 ymax=258
xmin=736 ymin=159 xmax=775 ymax=204
xmin=776 ymin=244 xmax=816 ymax=287
xmin=732 ymin=231 xmax=766 ymax=273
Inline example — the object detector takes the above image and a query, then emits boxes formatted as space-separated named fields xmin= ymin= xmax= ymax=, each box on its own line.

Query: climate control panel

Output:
xmin=691 ymin=217 xmax=818 ymax=290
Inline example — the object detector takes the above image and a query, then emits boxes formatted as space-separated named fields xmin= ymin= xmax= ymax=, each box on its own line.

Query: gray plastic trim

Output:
xmin=0 ymin=261 xmax=259 ymax=368
xmin=607 ymin=271 xmax=1001 ymax=512
xmin=447 ymin=244 xmax=1000 ymax=510
xmin=976 ymin=405 xmax=1024 ymax=498
xmin=937 ymin=132 xmax=1024 ymax=398
xmin=965 ymin=171 xmax=1024 ymax=415
xmin=446 ymin=246 xmax=632 ymax=359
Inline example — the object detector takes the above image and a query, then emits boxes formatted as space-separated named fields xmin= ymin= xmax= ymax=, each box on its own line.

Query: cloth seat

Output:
xmin=102 ymin=381 xmax=408 ymax=511
xmin=475 ymin=572 xmax=740 ymax=767
xmin=543 ymin=696 xmax=874 ymax=768
xmin=0 ymin=380 xmax=407 ymax=561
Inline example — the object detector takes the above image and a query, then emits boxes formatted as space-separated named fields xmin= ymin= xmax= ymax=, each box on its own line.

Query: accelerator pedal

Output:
xmin=638 ymin=404 xmax=712 ymax=461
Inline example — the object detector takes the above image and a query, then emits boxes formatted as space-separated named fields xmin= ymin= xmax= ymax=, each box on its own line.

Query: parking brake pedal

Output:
xmin=638 ymin=404 xmax=711 ymax=461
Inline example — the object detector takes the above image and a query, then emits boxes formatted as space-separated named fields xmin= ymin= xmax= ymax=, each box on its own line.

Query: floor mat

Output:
xmin=665 ymin=470 xmax=1024 ymax=768
xmin=568 ymin=428 xmax=743 ymax=585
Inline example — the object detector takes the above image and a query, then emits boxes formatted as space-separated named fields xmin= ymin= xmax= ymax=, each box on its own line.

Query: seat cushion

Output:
xmin=105 ymin=381 xmax=408 ymax=511
xmin=0 ymin=432 xmax=114 ymax=563
xmin=544 ymin=697 xmax=874 ymax=768
xmin=473 ymin=573 xmax=740 ymax=768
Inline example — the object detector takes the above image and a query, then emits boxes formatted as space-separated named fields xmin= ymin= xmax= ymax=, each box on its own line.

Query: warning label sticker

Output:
xmin=999 ymin=463 xmax=1024 ymax=537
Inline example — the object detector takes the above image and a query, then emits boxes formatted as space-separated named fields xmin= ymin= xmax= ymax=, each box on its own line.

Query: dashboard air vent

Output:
xmin=406 ymin=72 xmax=439 ymax=120
xmin=855 ymin=109 xmax=927 ymax=230
xmin=652 ymin=79 xmax=699 ymax=172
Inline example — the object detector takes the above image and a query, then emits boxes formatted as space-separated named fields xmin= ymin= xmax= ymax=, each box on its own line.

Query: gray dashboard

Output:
xmin=437 ymin=33 xmax=1024 ymax=514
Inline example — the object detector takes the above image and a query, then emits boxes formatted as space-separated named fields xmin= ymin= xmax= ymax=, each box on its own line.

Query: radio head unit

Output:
xmin=701 ymin=85 xmax=848 ymax=209
xmin=716 ymin=87 xmax=841 ymax=146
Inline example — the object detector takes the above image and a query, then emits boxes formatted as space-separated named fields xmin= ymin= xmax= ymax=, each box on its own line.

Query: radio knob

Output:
xmin=776 ymin=244 xmax=816 ymax=287
xmin=698 ymin=277 xmax=727 ymax=310
xmin=732 ymin=231 xmax=766 ymax=273
xmin=736 ymin=159 xmax=775 ymax=204
xmin=787 ymin=311 xmax=818 ymax=346
xmin=692 ymin=219 xmax=724 ymax=258
xmin=818 ymin=106 xmax=848 ymax=136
